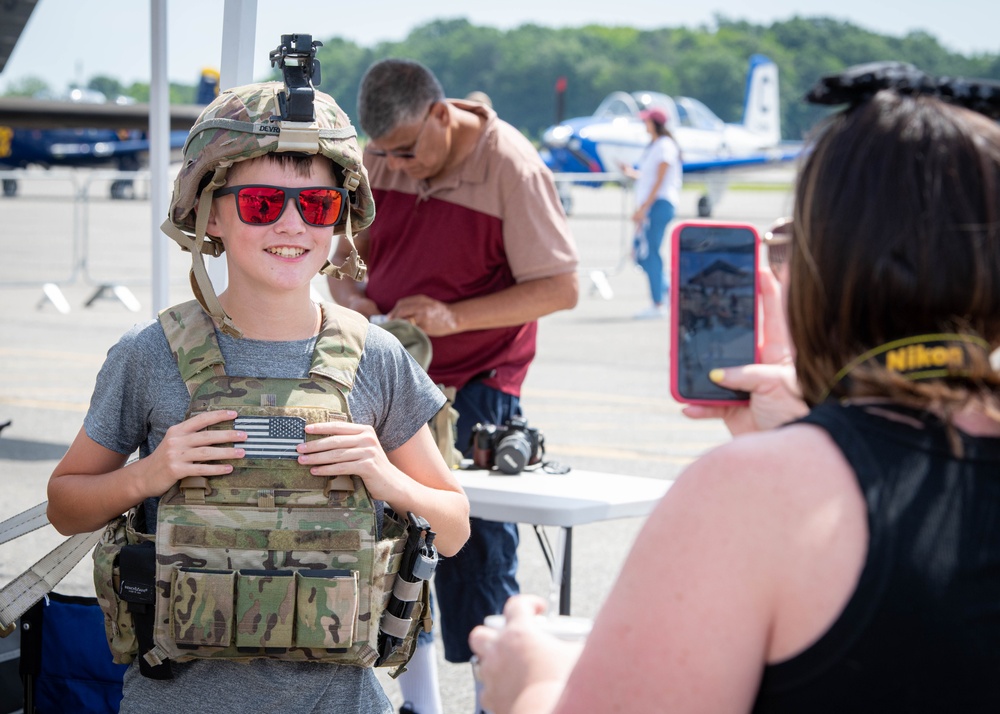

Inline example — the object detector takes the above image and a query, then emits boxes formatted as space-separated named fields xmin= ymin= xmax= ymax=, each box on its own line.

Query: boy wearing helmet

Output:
xmin=45 ymin=47 xmax=469 ymax=713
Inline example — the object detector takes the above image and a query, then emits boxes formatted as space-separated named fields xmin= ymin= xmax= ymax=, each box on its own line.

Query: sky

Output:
xmin=2 ymin=0 xmax=998 ymax=94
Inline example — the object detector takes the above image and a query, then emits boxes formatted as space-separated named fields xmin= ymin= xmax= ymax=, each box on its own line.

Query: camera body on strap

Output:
xmin=471 ymin=416 xmax=545 ymax=475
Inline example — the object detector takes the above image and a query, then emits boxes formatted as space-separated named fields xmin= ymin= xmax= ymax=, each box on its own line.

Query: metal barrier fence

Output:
xmin=0 ymin=168 xmax=637 ymax=313
xmin=0 ymin=168 xmax=153 ymax=313
xmin=553 ymin=172 xmax=636 ymax=300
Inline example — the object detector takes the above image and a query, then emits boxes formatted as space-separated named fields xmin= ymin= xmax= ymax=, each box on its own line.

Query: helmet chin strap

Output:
xmin=320 ymin=168 xmax=368 ymax=282
xmin=161 ymin=164 xmax=244 ymax=338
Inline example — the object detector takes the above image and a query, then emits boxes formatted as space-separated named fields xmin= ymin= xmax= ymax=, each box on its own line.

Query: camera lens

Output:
xmin=494 ymin=431 xmax=533 ymax=475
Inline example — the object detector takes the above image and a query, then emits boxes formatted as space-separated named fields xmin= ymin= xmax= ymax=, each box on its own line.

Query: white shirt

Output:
xmin=635 ymin=135 xmax=682 ymax=207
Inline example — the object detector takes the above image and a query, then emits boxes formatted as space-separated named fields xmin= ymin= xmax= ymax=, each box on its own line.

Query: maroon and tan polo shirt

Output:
xmin=363 ymin=101 xmax=578 ymax=395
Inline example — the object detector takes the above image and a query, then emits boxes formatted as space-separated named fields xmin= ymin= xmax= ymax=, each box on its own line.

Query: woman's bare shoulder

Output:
xmin=560 ymin=423 xmax=865 ymax=712
xmin=643 ymin=422 xmax=864 ymax=574
xmin=677 ymin=424 xmax=853 ymax=501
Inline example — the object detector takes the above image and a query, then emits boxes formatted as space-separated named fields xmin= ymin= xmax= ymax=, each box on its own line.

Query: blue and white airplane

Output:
xmin=0 ymin=69 xmax=218 ymax=199
xmin=540 ymin=54 xmax=799 ymax=216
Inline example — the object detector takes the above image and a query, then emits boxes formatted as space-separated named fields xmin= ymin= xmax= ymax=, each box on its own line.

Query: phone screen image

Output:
xmin=670 ymin=222 xmax=759 ymax=404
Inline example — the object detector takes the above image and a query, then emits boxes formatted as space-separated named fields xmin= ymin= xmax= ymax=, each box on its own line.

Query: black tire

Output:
xmin=2 ymin=179 xmax=17 ymax=197
xmin=697 ymin=195 xmax=712 ymax=217
xmin=110 ymin=179 xmax=135 ymax=200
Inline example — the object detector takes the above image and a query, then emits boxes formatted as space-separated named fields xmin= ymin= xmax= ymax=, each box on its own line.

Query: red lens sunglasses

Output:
xmin=214 ymin=185 xmax=348 ymax=227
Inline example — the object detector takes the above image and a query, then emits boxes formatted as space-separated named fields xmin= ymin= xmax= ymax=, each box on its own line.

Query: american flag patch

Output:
xmin=235 ymin=415 xmax=306 ymax=459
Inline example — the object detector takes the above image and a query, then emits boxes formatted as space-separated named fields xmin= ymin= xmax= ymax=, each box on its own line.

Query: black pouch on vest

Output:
xmin=118 ymin=543 xmax=172 ymax=680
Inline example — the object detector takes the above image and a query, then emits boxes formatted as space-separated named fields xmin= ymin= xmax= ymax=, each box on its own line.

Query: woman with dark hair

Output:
xmin=470 ymin=64 xmax=1000 ymax=713
xmin=620 ymin=107 xmax=682 ymax=319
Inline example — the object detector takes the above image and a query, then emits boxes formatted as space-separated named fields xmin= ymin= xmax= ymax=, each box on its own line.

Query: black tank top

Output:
xmin=752 ymin=402 xmax=1000 ymax=713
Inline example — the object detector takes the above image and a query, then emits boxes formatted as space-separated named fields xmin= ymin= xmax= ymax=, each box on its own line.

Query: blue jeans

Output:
xmin=423 ymin=380 xmax=521 ymax=662
xmin=637 ymin=199 xmax=674 ymax=305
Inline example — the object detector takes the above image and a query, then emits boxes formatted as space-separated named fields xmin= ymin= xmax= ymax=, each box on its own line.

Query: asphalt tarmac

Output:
xmin=0 ymin=168 xmax=795 ymax=713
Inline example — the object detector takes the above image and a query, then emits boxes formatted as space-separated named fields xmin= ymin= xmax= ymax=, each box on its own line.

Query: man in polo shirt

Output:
xmin=328 ymin=58 xmax=579 ymax=714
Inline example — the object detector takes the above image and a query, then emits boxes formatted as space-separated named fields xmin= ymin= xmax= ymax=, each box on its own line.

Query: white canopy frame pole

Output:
xmin=204 ymin=0 xmax=259 ymax=294
xmin=149 ymin=0 xmax=170 ymax=316
xmin=221 ymin=0 xmax=258 ymax=88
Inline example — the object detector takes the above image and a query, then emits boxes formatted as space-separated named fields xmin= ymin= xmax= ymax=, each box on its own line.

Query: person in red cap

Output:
xmin=620 ymin=107 xmax=682 ymax=319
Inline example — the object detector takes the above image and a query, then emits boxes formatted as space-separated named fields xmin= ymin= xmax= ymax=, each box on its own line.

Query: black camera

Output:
xmin=471 ymin=417 xmax=544 ymax=475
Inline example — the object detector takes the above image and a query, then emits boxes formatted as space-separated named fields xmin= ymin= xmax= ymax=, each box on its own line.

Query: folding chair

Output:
xmin=19 ymin=593 xmax=127 ymax=714
xmin=0 ymin=504 xmax=127 ymax=713
xmin=0 ymin=618 xmax=21 ymax=714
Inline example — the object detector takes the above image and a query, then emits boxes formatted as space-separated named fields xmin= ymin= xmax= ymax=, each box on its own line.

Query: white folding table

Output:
xmin=458 ymin=468 xmax=672 ymax=614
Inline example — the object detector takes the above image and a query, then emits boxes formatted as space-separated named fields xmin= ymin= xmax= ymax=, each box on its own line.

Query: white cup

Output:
xmin=473 ymin=614 xmax=591 ymax=714
xmin=482 ymin=613 xmax=592 ymax=642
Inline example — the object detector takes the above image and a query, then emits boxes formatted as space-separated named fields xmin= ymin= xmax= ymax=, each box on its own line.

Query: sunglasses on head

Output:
xmin=214 ymin=185 xmax=348 ymax=227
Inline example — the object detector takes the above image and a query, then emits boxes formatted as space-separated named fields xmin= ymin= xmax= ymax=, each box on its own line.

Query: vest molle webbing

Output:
xmin=94 ymin=300 xmax=430 ymax=676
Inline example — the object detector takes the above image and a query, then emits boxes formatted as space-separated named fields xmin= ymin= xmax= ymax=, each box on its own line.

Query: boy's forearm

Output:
xmin=47 ymin=465 xmax=145 ymax=535
xmin=388 ymin=486 xmax=470 ymax=557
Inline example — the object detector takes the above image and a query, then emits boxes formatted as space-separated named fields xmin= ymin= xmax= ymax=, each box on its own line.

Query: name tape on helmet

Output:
xmin=183 ymin=118 xmax=357 ymax=155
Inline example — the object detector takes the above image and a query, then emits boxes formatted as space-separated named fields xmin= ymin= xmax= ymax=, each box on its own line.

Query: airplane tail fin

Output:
xmin=741 ymin=55 xmax=781 ymax=144
xmin=196 ymin=68 xmax=221 ymax=105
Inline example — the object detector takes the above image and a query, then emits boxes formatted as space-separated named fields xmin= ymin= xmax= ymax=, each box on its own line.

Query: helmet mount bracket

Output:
xmin=269 ymin=34 xmax=323 ymax=124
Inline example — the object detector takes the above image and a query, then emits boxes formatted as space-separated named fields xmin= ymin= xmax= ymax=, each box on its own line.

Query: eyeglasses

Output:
xmin=367 ymin=104 xmax=435 ymax=160
xmin=214 ymin=185 xmax=348 ymax=227
xmin=763 ymin=217 xmax=793 ymax=275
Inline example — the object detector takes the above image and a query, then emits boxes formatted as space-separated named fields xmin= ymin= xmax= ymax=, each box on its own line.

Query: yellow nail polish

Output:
xmin=709 ymin=369 xmax=725 ymax=383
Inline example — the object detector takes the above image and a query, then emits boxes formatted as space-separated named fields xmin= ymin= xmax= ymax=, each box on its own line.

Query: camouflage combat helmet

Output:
xmin=160 ymin=35 xmax=372 ymax=338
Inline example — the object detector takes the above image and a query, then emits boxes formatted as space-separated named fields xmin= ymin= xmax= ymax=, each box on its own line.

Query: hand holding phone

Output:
xmin=670 ymin=221 xmax=760 ymax=405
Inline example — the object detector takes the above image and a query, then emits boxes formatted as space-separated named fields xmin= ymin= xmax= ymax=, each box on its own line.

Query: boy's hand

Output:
xmin=298 ymin=421 xmax=399 ymax=500
xmin=143 ymin=410 xmax=245 ymax=495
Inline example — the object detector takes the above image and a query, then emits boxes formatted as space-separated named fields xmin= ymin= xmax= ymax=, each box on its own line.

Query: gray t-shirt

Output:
xmin=84 ymin=314 xmax=444 ymax=714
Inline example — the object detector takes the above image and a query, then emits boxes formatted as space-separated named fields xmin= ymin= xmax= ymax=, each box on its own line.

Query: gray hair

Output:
xmin=357 ymin=58 xmax=445 ymax=140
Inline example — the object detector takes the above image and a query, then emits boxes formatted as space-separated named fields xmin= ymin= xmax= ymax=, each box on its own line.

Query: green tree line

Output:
xmin=304 ymin=16 xmax=999 ymax=141
xmin=7 ymin=16 xmax=999 ymax=141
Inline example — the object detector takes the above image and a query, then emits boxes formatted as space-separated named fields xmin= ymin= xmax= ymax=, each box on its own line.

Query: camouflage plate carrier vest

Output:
xmin=93 ymin=300 xmax=425 ymax=674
